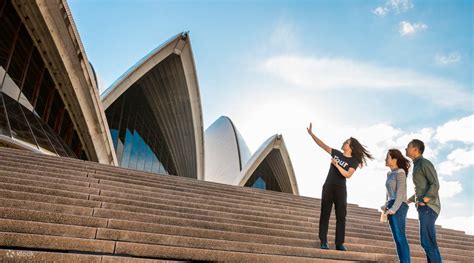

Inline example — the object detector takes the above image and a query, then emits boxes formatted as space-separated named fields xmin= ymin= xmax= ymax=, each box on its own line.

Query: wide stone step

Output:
xmin=0 ymin=198 xmax=93 ymax=216
xmin=0 ymin=189 xmax=100 ymax=208
xmin=0 ymin=232 xmax=115 ymax=253
xmin=0 ymin=207 xmax=107 ymax=228
xmin=0 ymin=249 xmax=185 ymax=263
xmin=0 ymin=170 xmax=92 ymax=188
xmin=0 ymin=249 xmax=102 ymax=263
xmin=0 ymin=218 xmax=97 ymax=239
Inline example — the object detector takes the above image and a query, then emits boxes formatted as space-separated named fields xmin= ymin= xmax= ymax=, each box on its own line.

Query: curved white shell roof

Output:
xmin=240 ymin=134 xmax=299 ymax=194
xmin=205 ymin=116 xmax=299 ymax=194
xmin=101 ymin=33 xmax=204 ymax=180
xmin=204 ymin=116 xmax=251 ymax=184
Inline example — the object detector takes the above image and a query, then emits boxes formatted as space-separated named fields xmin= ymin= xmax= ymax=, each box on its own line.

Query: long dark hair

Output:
xmin=388 ymin=149 xmax=411 ymax=176
xmin=349 ymin=137 xmax=374 ymax=168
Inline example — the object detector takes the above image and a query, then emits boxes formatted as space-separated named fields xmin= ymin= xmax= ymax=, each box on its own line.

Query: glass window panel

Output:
xmin=47 ymin=91 xmax=62 ymax=128
xmin=21 ymin=49 xmax=43 ymax=102
xmin=22 ymin=103 xmax=55 ymax=153
xmin=34 ymin=72 xmax=53 ymax=117
xmin=39 ymin=116 xmax=69 ymax=157
xmin=134 ymin=110 xmax=145 ymax=171
xmin=121 ymin=128 xmax=133 ymax=167
xmin=59 ymin=111 xmax=72 ymax=140
xmin=128 ymin=129 xmax=140 ymax=170
xmin=252 ymin=177 xmax=266 ymax=190
xmin=144 ymin=137 xmax=154 ymax=173
xmin=7 ymin=25 xmax=31 ymax=85
xmin=137 ymin=136 xmax=146 ymax=171
xmin=110 ymin=128 xmax=118 ymax=149
xmin=0 ymin=1 xmax=21 ymax=68
xmin=106 ymin=82 xmax=174 ymax=175
xmin=0 ymin=93 xmax=11 ymax=137
xmin=151 ymin=155 xmax=160 ymax=174
xmin=3 ymin=93 xmax=36 ymax=147
xmin=70 ymin=131 xmax=81 ymax=157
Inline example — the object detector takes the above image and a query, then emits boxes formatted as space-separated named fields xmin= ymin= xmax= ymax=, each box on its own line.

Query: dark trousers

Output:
xmin=418 ymin=205 xmax=442 ymax=263
xmin=319 ymin=183 xmax=347 ymax=245
xmin=387 ymin=200 xmax=411 ymax=263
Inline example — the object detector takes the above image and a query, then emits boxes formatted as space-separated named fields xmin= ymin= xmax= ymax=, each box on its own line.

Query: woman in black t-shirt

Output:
xmin=307 ymin=122 xmax=373 ymax=251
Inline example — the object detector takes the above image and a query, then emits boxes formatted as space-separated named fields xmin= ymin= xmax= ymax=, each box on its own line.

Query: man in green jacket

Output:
xmin=406 ymin=139 xmax=442 ymax=262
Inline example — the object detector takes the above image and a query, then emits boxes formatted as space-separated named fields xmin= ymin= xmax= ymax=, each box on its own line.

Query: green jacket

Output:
xmin=408 ymin=156 xmax=441 ymax=214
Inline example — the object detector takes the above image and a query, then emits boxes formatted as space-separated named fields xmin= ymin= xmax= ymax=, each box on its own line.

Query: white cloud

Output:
xmin=372 ymin=0 xmax=413 ymax=16
xmin=438 ymin=216 xmax=474 ymax=235
xmin=270 ymin=19 xmax=299 ymax=52
xmin=399 ymin=21 xmax=428 ymax=36
xmin=259 ymin=55 xmax=471 ymax=109
xmin=438 ymin=147 xmax=474 ymax=176
xmin=434 ymin=115 xmax=474 ymax=144
xmin=435 ymin=52 xmax=462 ymax=65
xmin=372 ymin=6 xmax=389 ymax=17
xmin=388 ymin=0 xmax=414 ymax=13
xmin=438 ymin=176 xmax=463 ymax=198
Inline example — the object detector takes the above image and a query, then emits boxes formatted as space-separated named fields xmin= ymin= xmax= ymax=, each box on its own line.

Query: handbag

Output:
xmin=380 ymin=210 xmax=388 ymax=223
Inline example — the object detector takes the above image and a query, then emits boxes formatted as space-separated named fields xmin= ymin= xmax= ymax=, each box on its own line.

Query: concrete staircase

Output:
xmin=0 ymin=147 xmax=472 ymax=262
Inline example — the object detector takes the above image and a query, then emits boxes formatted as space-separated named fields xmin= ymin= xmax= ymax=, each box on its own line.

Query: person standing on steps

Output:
xmin=306 ymin=122 xmax=373 ymax=251
xmin=405 ymin=139 xmax=442 ymax=262
xmin=381 ymin=149 xmax=411 ymax=263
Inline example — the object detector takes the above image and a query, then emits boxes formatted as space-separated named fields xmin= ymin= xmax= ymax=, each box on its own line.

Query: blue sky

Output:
xmin=69 ymin=0 xmax=473 ymax=234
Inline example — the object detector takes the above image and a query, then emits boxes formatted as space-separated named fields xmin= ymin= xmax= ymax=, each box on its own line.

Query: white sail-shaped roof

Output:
xmin=204 ymin=116 xmax=251 ymax=184
xmin=205 ymin=116 xmax=298 ymax=194
xmin=240 ymin=134 xmax=299 ymax=194
xmin=101 ymin=33 xmax=204 ymax=180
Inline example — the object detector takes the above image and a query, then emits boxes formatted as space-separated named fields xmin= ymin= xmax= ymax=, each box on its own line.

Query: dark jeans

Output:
xmin=418 ymin=205 xmax=442 ymax=263
xmin=319 ymin=183 xmax=347 ymax=245
xmin=387 ymin=200 xmax=411 ymax=263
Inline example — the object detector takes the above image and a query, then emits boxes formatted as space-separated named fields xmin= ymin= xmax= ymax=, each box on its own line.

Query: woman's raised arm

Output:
xmin=307 ymin=122 xmax=332 ymax=154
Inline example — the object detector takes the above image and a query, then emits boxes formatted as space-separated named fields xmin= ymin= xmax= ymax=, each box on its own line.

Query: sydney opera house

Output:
xmin=1 ymin=1 xmax=473 ymax=262
xmin=0 ymin=0 xmax=297 ymax=193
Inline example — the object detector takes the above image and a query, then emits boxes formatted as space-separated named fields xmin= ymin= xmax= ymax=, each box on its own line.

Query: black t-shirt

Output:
xmin=324 ymin=149 xmax=358 ymax=186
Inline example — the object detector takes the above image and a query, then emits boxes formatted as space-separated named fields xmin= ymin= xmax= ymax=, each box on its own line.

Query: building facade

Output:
xmin=0 ymin=0 xmax=297 ymax=193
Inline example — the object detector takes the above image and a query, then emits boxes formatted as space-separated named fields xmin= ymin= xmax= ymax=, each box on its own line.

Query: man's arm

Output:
xmin=422 ymin=162 xmax=440 ymax=203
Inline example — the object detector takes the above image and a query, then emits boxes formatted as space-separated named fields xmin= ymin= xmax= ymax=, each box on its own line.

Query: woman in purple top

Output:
xmin=307 ymin=122 xmax=373 ymax=251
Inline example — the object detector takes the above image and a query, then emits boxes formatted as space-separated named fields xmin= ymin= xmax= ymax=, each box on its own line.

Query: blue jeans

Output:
xmin=387 ymin=200 xmax=411 ymax=263
xmin=418 ymin=205 xmax=442 ymax=263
